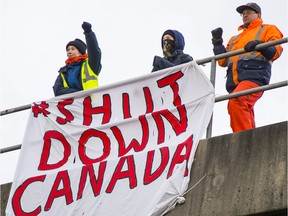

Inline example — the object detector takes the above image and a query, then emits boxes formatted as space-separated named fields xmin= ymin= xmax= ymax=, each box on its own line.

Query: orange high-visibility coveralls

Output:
xmin=216 ymin=18 xmax=283 ymax=132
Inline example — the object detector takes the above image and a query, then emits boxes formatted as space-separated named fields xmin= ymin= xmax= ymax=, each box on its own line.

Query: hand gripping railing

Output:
xmin=0 ymin=38 xmax=287 ymax=153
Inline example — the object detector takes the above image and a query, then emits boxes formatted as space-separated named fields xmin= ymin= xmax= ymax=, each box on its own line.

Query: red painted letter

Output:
xmin=144 ymin=147 xmax=169 ymax=185
xmin=167 ymin=135 xmax=193 ymax=178
xmin=78 ymin=129 xmax=111 ymax=165
xmin=12 ymin=175 xmax=46 ymax=216
xmin=106 ymin=155 xmax=137 ymax=193
xmin=38 ymin=130 xmax=71 ymax=170
xmin=111 ymin=115 xmax=149 ymax=157
xmin=152 ymin=105 xmax=187 ymax=144
xmin=157 ymin=71 xmax=184 ymax=106
xmin=44 ymin=170 xmax=73 ymax=211
xmin=143 ymin=87 xmax=154 ymax=114
xmin=56 ymin=99 xmax=74 ymax=125
xmin=77 ymin=162 xmax=107 ymax=200
xmin=122 ymin=93 xmax=132 ymax=119
xmin=83 ymin=95 xmax=111 ymax=126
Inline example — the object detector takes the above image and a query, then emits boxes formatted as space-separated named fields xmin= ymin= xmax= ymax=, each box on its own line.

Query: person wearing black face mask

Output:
xmin=152 ymin=29 xmax=193 ymax=72
xmin=162 ymin=38 xmax=175 ymax=58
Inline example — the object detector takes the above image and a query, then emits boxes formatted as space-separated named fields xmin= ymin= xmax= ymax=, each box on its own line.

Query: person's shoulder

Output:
xmin=262 ymin=23 xmax=281 ymax=29
xmin=58 ymin=65 xmax=67 ymax=73
xmin=181 ymin=53 xmax=192 ymax=58
xmin=180 ymin=53 xmax=193 ymax=62
xmin=262 ymin=24 xmax=283 ymax=34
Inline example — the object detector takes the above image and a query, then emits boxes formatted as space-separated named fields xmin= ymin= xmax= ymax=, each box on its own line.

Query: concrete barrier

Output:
xmin=0 ymin=183 xmax=11 ymax=216
xmin=1 ymin=121 xmax=287 ymax=216
xmin=166 ymin=121 xmax=287 ymax=216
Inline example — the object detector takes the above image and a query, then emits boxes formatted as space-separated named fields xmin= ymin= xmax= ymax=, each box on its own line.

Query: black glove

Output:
xmin=82 ymin=22 xmax=92 ymax=33
xmin=211 ymin=27 xmax=223 ymax=45
xmin=260 ymin=46 xmax=276 ymax=60
xmin=244 ymin=40 xmax=262 ymax=52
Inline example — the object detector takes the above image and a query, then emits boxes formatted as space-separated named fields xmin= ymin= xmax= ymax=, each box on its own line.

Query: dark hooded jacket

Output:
xmin=152 ymin=29 xmax=193 ymax=72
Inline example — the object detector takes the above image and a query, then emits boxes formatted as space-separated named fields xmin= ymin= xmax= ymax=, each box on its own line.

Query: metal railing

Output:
xmin=1 ymin=37 xmax=287 ymax=153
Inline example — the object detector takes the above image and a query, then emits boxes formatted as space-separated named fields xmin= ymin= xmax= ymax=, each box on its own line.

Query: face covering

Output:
xmin=162 ymin=39 xmax=175 ymax=58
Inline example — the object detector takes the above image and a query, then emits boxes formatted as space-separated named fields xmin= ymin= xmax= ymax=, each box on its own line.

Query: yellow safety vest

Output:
xmin=61 ymin=59 xmax=99 ymax=90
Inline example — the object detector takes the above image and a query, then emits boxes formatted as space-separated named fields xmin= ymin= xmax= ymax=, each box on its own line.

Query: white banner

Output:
xmin=6 ymin=61 xmax=214 ymax=216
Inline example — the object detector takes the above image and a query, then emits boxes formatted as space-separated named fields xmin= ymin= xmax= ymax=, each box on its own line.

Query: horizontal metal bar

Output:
xmin=0 ymin=144 xmax=21 ymax=154
xmin=215 ymin=80 xmax=288 ymax=102
xmin=1 ymin=80 xmax=287 ymax=154
xmin=0 ymin=104 xmax=31 ymax=116
xmin=196 ymin=37 xmax=288 ymax=65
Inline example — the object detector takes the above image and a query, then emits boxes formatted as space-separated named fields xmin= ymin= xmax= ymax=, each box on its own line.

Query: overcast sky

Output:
xmin=0 ymin=0 xmax=287 ymax=184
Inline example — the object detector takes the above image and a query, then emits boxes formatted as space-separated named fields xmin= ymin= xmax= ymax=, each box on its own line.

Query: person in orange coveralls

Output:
xmin=211 ymin=2 xmax=283 ymax=132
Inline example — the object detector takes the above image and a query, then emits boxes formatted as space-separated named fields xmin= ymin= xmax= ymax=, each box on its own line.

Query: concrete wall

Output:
xmin=166 ymin=121 xmax=287 ymax=216
xmin=0 ymin=183 xmax=11 ymax=216
xmin=1 ymin=121 xmax=287 ymax=216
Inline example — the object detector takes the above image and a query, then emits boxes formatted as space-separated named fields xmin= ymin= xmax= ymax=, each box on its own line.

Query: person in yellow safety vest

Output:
xmin=211 ymin=2 xmax=283 ymax=133
xmin=53 ymin=21 xmax=102 ymax=96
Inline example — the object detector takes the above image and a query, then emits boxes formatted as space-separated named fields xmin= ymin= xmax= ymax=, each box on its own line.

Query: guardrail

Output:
xmin=1 ymin=38 xmax=287 ymax=153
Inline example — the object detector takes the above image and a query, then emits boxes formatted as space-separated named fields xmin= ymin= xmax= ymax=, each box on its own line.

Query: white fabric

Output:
xmin=6 ymin=61 xmax=214 ymax=216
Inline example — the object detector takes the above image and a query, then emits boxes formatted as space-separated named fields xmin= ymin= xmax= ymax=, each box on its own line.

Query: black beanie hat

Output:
xmin=66 ymin=38 xmax=87 ymax=54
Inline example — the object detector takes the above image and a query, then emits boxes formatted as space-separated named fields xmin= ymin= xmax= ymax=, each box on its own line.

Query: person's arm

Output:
xmin=181 ymin=54 xmax=193 ymax=63
xmin=82 ymin=22 xmax=102 ymax=75
xmin=211 ymin=27 xmax=228 ymax=67
xmin=258 ymin=25 xmax=283 ymax=61
xmin=152 ymin=56 xmax=174 ymax=72
xmin=53 ymin=74 xmax=79 ymax=96
xmin=243 ymin=25 xmax=283 ymax=61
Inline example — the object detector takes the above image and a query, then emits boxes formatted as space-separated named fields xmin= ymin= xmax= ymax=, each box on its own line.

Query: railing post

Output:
xmin=206 ymin=58 xmax=217 ymax=138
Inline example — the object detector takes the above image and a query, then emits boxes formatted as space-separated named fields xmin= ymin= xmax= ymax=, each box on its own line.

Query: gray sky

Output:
xmin=0 ymin=0 xmax=287 ymax=184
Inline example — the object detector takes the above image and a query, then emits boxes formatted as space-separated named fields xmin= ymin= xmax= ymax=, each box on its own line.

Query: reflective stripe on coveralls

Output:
xmin=227 ymin=26 xmax=270 ymax=86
